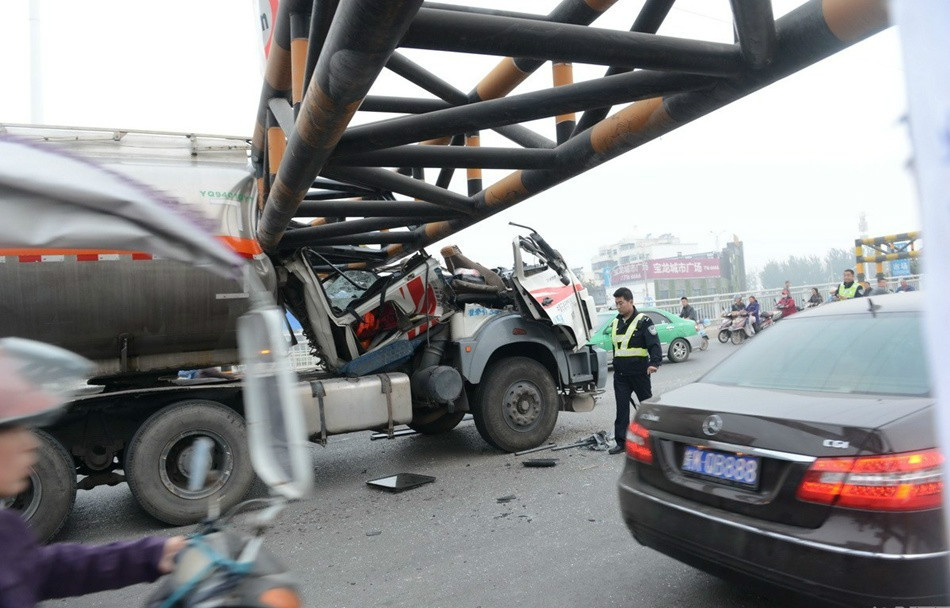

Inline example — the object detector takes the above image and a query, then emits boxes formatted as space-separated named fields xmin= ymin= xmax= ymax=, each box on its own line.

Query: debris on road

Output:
xmin=551 ymin=431 xmax=609 ymax=452
xmin=522 ymin=458 xmax=558 ymax=468
xmin=369 ymin=427 xmax=418 ymax=441
xmin=366 ymin=530 xmax=382 ymax=537
xmin=514 ymin=442 xmax=556 ymax=456
xmin=366 ymin=473 xmax=435 ymax=493
xmin=496 ymin=495 xmax=517 ymax=504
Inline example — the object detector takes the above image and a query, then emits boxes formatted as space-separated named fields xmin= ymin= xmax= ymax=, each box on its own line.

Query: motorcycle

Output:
xmin=718 ymin=310 xmax=750 ymax=344
xmin=148 ymin=310 xmax=312 ymax=608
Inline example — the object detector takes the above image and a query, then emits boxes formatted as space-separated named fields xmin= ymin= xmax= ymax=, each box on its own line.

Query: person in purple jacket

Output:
xmin=0 ymin=341 xmax=185 ymax=607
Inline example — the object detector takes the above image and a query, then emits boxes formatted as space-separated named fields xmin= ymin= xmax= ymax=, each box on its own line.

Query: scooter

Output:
xmin=147 ymin=309 xmax=312 ymax=608
xmin=717 ymin=311 xmax=738 ymax=343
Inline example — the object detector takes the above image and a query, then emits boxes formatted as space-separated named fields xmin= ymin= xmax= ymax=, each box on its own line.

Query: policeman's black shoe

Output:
xmin=608 ymin=443 xmax=626 ymax=455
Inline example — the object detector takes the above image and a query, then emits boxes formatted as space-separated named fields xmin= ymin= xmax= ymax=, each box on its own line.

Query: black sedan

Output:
xmin=618 ymin=292 xmax=948 ymax=606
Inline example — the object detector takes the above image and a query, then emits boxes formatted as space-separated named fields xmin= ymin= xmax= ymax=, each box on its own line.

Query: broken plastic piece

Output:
xmin=366 ymin=473 xmax=435 ymax=493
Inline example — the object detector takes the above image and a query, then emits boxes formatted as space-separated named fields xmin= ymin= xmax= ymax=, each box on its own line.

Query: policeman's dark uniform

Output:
xmin=612 ymin=309 xmax=663 ymax=446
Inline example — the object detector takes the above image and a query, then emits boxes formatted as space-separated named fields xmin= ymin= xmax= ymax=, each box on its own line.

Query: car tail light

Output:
xmin=797 ymin=449 xmax=943 ymax=511
xmin=626 ymin=422 xmax=653 ymax=464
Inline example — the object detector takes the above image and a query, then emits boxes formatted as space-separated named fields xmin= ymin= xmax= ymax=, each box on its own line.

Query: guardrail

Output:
xmin=648 ymin=275 xmax=922 ymax=322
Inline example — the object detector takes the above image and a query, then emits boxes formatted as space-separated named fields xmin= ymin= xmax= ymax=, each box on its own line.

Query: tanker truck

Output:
xmin=0 ymin=125 xmax=606 ymax=540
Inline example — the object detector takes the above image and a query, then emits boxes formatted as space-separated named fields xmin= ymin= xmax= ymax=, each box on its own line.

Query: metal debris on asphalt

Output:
xmin=522 ymin=458 xmax=558 ymax=468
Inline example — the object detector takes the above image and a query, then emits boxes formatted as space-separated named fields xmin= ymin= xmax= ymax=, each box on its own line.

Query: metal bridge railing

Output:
xmin=646 ymin=275 xmax=922 ymax=322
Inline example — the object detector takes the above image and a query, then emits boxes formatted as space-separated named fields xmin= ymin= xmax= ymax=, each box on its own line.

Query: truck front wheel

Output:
xmin=125 ymin=400 xmax=254 ymax=525
xmin=4 ymin=430 xmax=76 ymax=542
xmin=472 ymin=357 xmax=558 ymax=452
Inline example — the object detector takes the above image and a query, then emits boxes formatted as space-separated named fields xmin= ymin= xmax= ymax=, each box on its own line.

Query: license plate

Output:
xmin=681 ymin=446 xmax=760 ymax=489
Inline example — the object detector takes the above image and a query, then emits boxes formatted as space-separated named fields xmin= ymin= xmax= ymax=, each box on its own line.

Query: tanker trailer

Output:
xmin=0 ymin=126 xmax=273 ymax=539
xmin=1 ymin=125 xmax=605 ymax=541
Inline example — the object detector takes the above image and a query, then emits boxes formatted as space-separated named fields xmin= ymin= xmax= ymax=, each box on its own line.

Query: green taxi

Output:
xmin=589 ymin=307 xmax=703 ymax=364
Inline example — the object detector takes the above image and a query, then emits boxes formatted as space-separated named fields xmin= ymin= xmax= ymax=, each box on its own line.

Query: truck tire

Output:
xmin=472 ymin=357 xmax=558 ymax=452
xmin=408 ymin=410 xmax=466 ymax=435
xmin=125 ymin=400 xmax=254 ymax=525
xmin=6 ymin=430 xmax=76 ymax=542
xmin=667 ymin=338 xmax=690 ymax=363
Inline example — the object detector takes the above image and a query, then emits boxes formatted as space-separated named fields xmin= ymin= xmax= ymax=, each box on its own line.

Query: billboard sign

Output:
xmin=611 ymin=255 xmax=721 ymax=284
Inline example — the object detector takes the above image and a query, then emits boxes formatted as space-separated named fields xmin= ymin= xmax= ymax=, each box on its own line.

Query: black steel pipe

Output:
xmin=573 ymin=0 xmax=675 ymax=135
xmin=730 ymin=0 xmax=778 ymax=69
xmin=423 ymin=2 xmax=548 ymax=22
xmin=306 ymin=246 xmax=390 ymax=261
xmin=303 ymin=0 xmax=339 ymax=95
xmin=402 ymin=8 xmax=743 ymax=76
xmin=252 ymin=0 xmax=299 ymax=167
xmin=467 ymin=0 xmax=619 ymax=102
xmin=360 ymin=96 xmax=453 ymax=113
xmin=387 ymin=0 xmax=890 ymax=261
xmin=323 ymin=166 xmax=475 ymax=214
xmin=257 ymin=0 xmax=424 ymax=252
xmin=331 ymin=145 xmax=559 ymax=169
xmin=436 ymin=133 xmax=465 ymax=189
xmin=280 ymin=231 xmax=418 ymax=249
xmin=385 ymin=53 xmax=554 ymax=149
xmin=298 ymin=200 xmax=461 ymax=218
xmin=280 ymin=217 xmax=418 ymax=247
xmin=335 ymin=70 xmax=715 ymax=155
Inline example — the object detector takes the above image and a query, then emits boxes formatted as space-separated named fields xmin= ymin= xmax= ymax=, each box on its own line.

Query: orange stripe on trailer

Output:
xmin=0 ymin=248 xmax=132 ymax=256
xmin=0 ymin=236 xmax=263 ymax=261
xmin=216 ymin=236 xmax=264 ymax=258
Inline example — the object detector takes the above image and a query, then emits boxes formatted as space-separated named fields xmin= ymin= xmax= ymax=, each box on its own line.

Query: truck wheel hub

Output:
xmin=503 ymin=382 xmax=543 ymax=428
xmin=159 ymin=431 xmax=233 ymax=500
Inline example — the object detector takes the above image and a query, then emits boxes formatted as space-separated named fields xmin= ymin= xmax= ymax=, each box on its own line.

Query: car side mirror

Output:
xmin=238 ymin=306 xmax=314 ymax=500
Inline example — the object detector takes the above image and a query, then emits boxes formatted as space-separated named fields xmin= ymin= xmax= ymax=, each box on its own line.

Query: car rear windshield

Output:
xmin=703 ymin=312 xmax=930 ymax=396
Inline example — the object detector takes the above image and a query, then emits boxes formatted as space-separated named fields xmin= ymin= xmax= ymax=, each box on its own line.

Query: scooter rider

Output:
xmin=0 ymin=339 xmax=185 ymax=608
xmin=608 ymin=288 xmax=662 ymax=455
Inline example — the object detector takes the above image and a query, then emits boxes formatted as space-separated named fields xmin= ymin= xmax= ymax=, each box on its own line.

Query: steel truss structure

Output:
xmin=253 ymin=0 xmax=889 ymax=268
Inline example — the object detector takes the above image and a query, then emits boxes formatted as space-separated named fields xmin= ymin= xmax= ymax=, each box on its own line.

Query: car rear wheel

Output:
xmin=472 ymin=356 xmax=558 ymax=452
xmin=717 ymin=330 xmax=730 ymax=343
xmin=126 ymin=400 xmax=254 ymax=525
xmin=668 ymin=338 xmax=690 ymax=363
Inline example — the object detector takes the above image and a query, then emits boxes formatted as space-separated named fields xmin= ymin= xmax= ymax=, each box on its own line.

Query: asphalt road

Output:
xmin=44 ymin=339 xmax=811 ymax=608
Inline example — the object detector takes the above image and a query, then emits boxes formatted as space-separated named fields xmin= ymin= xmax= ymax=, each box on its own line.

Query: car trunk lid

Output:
xmin=634 ymin=382 xmax=934 ymax=528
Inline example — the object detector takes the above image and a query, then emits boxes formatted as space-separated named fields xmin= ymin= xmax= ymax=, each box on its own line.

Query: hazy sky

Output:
xmin=0 ymin=1 xmax=916 ymax=275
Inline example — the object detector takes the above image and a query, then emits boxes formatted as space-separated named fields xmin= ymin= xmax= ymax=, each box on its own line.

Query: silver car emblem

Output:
xmin=702 ymin=414 xmax=723 ymax=436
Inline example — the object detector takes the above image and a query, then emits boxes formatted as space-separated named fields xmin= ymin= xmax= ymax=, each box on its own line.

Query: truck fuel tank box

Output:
xmin=297 ymin=373 xmax=412 ymax=437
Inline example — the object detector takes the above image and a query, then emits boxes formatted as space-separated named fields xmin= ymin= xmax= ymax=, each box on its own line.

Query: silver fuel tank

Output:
xmin=0 ymin=125 xmax=274 ymax=378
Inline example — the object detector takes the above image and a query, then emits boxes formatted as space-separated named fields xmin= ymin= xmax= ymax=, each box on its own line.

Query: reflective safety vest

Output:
xmin=837 ymin=282 xmax=860 ymax=299
xmin=611 ymin=313 xmax=648 ymax=358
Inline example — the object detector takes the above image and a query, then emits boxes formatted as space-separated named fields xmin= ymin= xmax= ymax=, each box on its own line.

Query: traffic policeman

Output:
xmin=608 ymin=288 xmax=663 ymax=455
xmin=832 ymin=268 xmax=864 ymax=300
